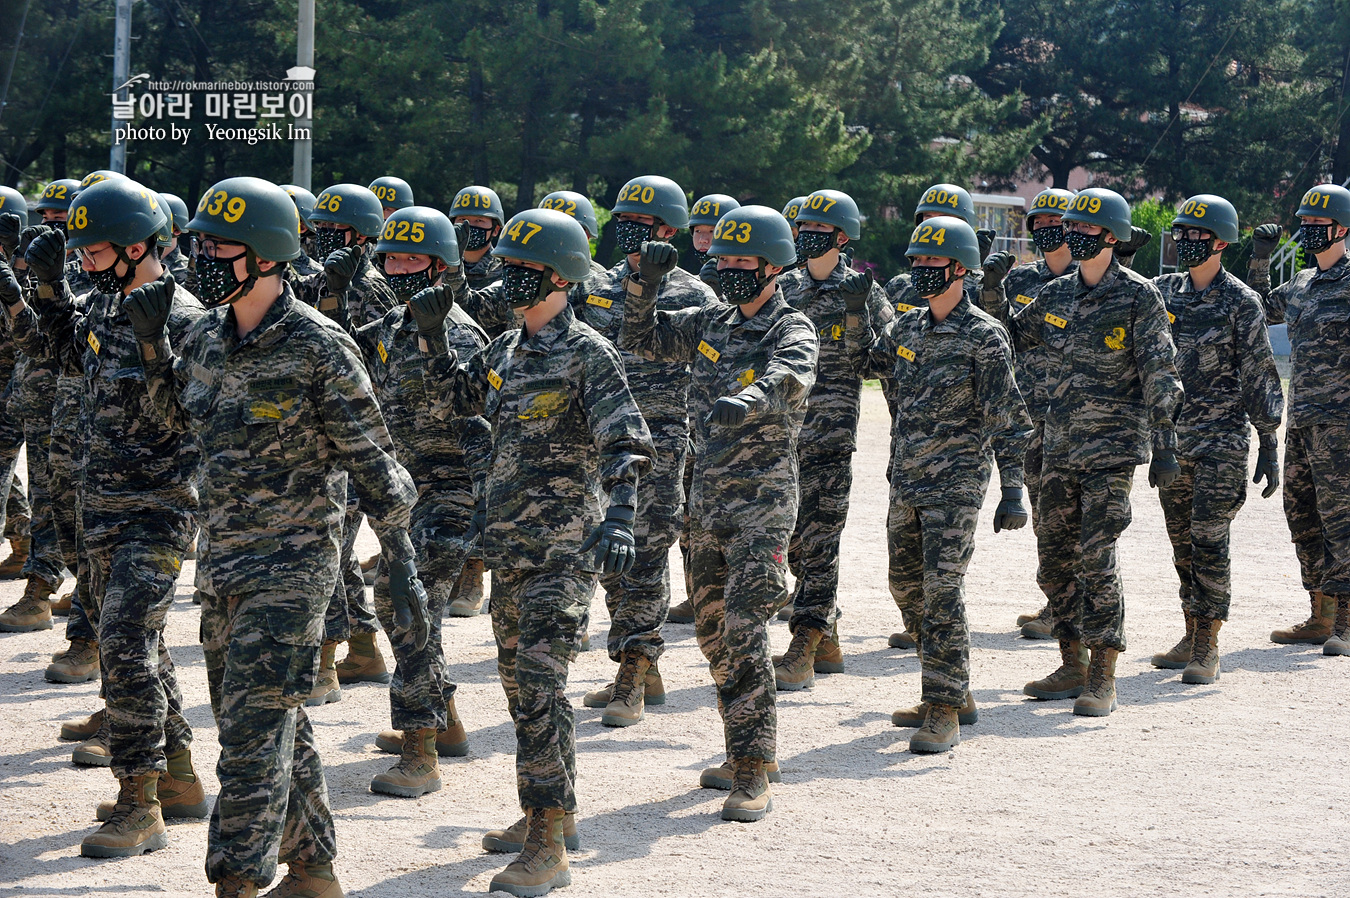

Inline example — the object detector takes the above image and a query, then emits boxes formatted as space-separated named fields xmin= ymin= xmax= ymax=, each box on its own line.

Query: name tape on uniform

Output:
xmin=698 ymin=341 xmax=721 ymax=363
xmin=586 ymin=295 xmax=613 ymax=309
xmin=1044 ymin=313 xmax=1068 ymax=329
xmin=487 ymin=368 xmax=503 ymax=390
xmin=896 ymin=345 xmax=916 ymax=362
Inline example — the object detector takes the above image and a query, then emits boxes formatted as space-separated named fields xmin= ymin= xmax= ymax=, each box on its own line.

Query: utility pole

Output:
xmin=110 ymin=0 xmax=131 ymax=173
xmin=292 ymin=0 xmax=314 ymax=189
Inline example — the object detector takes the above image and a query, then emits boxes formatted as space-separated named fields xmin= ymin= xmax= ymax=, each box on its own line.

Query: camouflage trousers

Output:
xmin=599 ymin=420 xmax=686 ymax=663
xmin=322 ymin=479 xmax=380 ymax=642
xmin=788 ymin=448 xmax=854 ymax=632
xmin=1284 ymin=424 xmax=1350 ymax=596
xmin=85 ymin=536 xmax=192 ymax=779
xmin=202 ymin=590 xmax=335 ymax=887
xmin=372 ymin=494 xmax=474 ymax=731
xmin=1036 ymin=466 xmax=1134 ymax=651
xmin=50 ymin=382 xmax=95 ymax=643
xmin=21 ymin=419 xmax=63 ymax=588
xmin=678 ymin=443 xmax=696 ymax=598
xmin=887 ymin=494 xmax=977 ymax=707
xmin=491 ymin=567 xmax=592 ymax=813
xmin=0 ymin=406 xmax=30 ymax=539
xmin=688 ymin=517 xmax=786 ymax=762
xmin=1157 ymin=453 xmax=1247 ymax=620
xmin=1024 ymin=420 xmax=1044 ymax=523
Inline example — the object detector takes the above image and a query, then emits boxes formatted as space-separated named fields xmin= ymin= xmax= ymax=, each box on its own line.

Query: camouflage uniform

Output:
xmin=464 ymin=252 xmax=504 ymax=292
xmin=1154 ymin=268 xmax=1283 ymax=619
xmin=863 ymin=297 xmax=1031 ymax=705
xmin=11 ymin=272 xmax=204 ymax=779
xmin=1264 ymin=256 xmax=1350 ymax=597
xmin=0 ymin=317 xmax=31 ymax=544
xmin=140 ymin=283 xmax=417 ymax=887
xmin=574 ymin=260 xmax=716 ymax=664
xmin=160 ymin=245 xmax=197 ymax=296
xmin=353 ymin=301 xmax=491 ymax=731
xmin=462 ymin=259 xmax=605 ymax=341
xmin=778 ymin=259 xmax=893 ymax=632
xmin=621 ymin=287 xmax=817 ymax=762
xmin=1006 ymin=259 xmax=1183 ymax=649
xmin=423 ymin=302 xmax=653 ymax=812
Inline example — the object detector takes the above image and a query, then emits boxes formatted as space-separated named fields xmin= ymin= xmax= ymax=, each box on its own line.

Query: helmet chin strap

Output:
xmin=226 ymin=248 xmax=283 ymax=305
xmin=112 ymin=244 xmax=142 ymax=291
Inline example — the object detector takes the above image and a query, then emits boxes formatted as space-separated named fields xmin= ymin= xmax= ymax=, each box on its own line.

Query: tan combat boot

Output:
xmin=888 ymin=630 xmax=917 ymax=650
xmin=667 ymin=596 xmax=695 ymax=624
xmin=334 ymin=631 xmax=391 ymax=685
xmin=446 ymin=558 xmax=487 ymax=616
xmin=61 ymin=707 xmax=104 ymax=742
xmin=1322 ymin=596 xmax=1350 ymax=656
xmin=1271 ymin=590 xmax=1336 ymax=645
xmin=80 ymin=773 xmax=168 ymax=857
xmin=370 ymin=729 xmax=441 ymax=798
xmin=50 ymin=588 xmax=73 ymax=615
xmin=305 ymin=642 xmax=342 ymax=707
xmin=720 ymin=758 xmax=772 ymax=822
xmin=813 ymin=624 xmax=845 ymax=674
xmin=1151 ymin=612 xmax=1195 ymax=669
xmin=488 ymin=808 xmax=571 ymax=897
xmin=1019 ymin=605 xmax=1053 ymax=639
xmin=263 ymin=862 xmax=344 ymax=898
xmin=98 ymin=748 xmax=210 ymax=820
xmin=46 ymin=638 xmax=99 ymax=684
xmin=1023 ymin=638 xmax=1089 ymax=700
xmin=909 ymin=702 xmax=961 ymax=753
xmin=583 ymin=657 xmax=665 ymax=708
xmin=1183 ymin=618 xmax=1223 ymax=684
xmin=377 ymin=696 xmax=470 ymax=757
xmin=892 ymin=691 xmax=979 ymax=728
xmin=699 ymin=759 xmax=782 ymax=790
xmin=1073 ymin=647 xmax=1120 ymax=717
xmin=0 ymin=534 xmax=29 ymax=579
xmin=360 ymin=552 xmax=379 ymax=586
xmin=599 ymin=651 xmax=652 ymax=727
xmin=215 ymin=875 xmax=261 ymax=898
xmin=72 ymin=716 xmax=112 ymax=766
xmin=483 ymin=810 xmax=580 ymax=852
xmin=773 ymin=626 xmax=825 ymax=691
xmin=0 ymin=575 xmax=55 ymax=632
xmin=1016 ymin=603 xmax=1050 ymax=627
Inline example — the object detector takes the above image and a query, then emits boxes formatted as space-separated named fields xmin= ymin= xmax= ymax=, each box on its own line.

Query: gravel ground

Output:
xmin=1 ymin=387 xmax=1347 ymax=897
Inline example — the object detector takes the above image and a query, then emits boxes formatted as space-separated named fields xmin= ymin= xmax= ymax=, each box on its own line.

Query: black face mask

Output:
xmin=1066 ymin=229 xmax=1107 ymax=261
xmin=910 ymin=262 xmax=955 ymax=298
xmin=718 ymin=266 xmax=770 ymax=304
xmin=502 ymin=263 xmax=551 ymax=309
xmin=48 ymin=219 xmax=68 ymax=236
xmin=1299 ymin=223 xmax=1338 ymax=254
xmin=384 ymin=265 xmax=434 ymax=299
xmin=194 ymin=253 xmax=249 ymax=306
xmin=615 ymin=219 xmax=656 ymax=255
xmin=460 ymin=223 xmax=492 ymax=253
xmin=315 ymin=227 xmax=349 ymax=260
xmin=1176 ymin=237 xmax=1215 ymax=267
xmin=690 ymin=249 xmax=708 ymax=268
xmin=795 ymin=229 xmax=836 ymax=260
xmin=90 ymin=264 xmax=127 ymax=295
xmin=1032 ymin=225 xmax=1066 ymax=253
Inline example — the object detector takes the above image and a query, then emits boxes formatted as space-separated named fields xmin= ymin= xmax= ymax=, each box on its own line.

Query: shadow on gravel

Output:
xmin=1218 ymin=644 xmax=1328 ymax=674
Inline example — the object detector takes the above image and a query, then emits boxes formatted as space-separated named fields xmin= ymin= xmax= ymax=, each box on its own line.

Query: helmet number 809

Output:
xmin=1073 ymin=195 xmax=1102 ymax=214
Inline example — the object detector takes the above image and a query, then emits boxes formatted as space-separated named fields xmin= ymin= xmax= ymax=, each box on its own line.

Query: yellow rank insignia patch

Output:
xmin=1015 ymin=294 xmax=1035 ymax=305
xmin=896 ymin=303 xmax=917 ymax=313
xmin=586 ymin=294 xmax=613 ymax=309
xmin=1045 ymin=313 xmax=1068 ymax=329
xmin=1104 ymin=327 xmax=1127 ymax=350
xmin=249 ymin=401 xmax=282 ymax=420
xmin=698 ymin=341 xmax=721 ymax=363
xmin=896 ymin=345 xmax=916 ymax=362
xmin=487 ymin=368 xmax=503 ymax=390
xmin=87 ymin=331 xmax=101 ymax=355
xmin=518 ymin=390 xmax=569 ymax=420
xmin=377 ymin=341 xmax=388 ymax=364
xmin=1167 ymin=311 xmax=1176 ymax=324
xmin=737 ymin=369 xmax=756 ymax=387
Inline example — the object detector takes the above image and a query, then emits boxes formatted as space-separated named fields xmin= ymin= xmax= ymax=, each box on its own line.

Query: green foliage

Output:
xmin=1129 ymin=198 xmax=1176 ymax=276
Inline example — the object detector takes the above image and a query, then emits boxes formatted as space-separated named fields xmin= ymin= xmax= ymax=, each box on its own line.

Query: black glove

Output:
xmin=977 ymin=228 xmax=997 ymax=263
xmin=579 ymin=504 xmax=637 ymax=576
xmin=1251 ymin=224 xmax=1282 ymax=260
xmin=324 ymin=245 xmax=362 ymax=294
xmin=124 ymin=275 xmax=176 ymax=343
xmin=0 ymin=261 xmax=22 ymax=309
xmin=993 ymin=486 xmax=1029 ymax=533
xmin=25 ymin=227 xmax=67 ymax=284
xmin=1148 ymin=448 xmax=1180 ymax=489
xmin=1254 ymin=443 xmax=1280 ymax=499
xmin=1115 ymin=226 xmax=1152 ymax=260
xmin=386 ymin=557 xmax=430 ymax=651
xmin=18 ymin=224 xmax=49 ymax=259
xmin=708 ymin=394 xmax=755 ymax=427
xmin=839 ymin=270 xmax=874 ymax=312
xmin=0 ymin=213 xmax=21 ymax=260
xmin=453 ymin=221 xmax=472 ymax=253
xmin=698 ymin=257 xmax=722 ymax=297
xmin=982 ymin=251 xmax=1016 ymax=289
xmin=409 ymin=284 xmax=455 ymax=334
xmin=638 ymin=240 xmax=678 ymax=283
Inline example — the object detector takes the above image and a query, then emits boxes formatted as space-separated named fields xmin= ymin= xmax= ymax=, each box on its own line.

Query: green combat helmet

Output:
xmin=160 ymin=193 xmax=191 ymax=233
xmin=690 ymin=194 xmax=741 ymax=228
xmin=796 ymin=189 xmax=862 ymax=239
xmin=311 ymin=183 xmax=385 ymax=237
xmin=492 ymin=208 xmax=592 ymax=308
xmin=781 ymin=196 xmax=808 ymax=226
xmin=905 ymin=215 xmax=981 ymax=269
xmin=449 ymin=185 xmax=505 ymax=224
xmin=707 ymin=205 xmax=796 ymax=304
xmin=0 ymin=186 xmax=28 ymax=229
xmin=155 ymin=193 xmax=177 ymax=248
xmin=1296 ymin=183 xmax=1350 ymax=227
xmin=914 ymin=183 xmax=976 ymax=226
xmin=1172 ymin=194 xmax=1239 ymax=243
xmin=35 ymin=179 xmax=82 ymax=213
xmin=279 ymin=184 xmax=318 ymax=227
xmin=376 ymin=206 xmax=460 ymax=268
xmin=79 ymin=170 xmax=128 ymax=189
xmin=65 ymin=178 xmax=168 ymax=292
xmin=369 ymin=176 xmax=414 ymax=214
xmin=539 ymin=190 xmax=600 ymax=238
xmin=188 ymin=176 xmax=301 ymax=306
xmin=1063 ymin=187 xmax=1133 ymax=240
xmin=613 ymin=175 xmax=689 ymax=228
xmin=1027 ymin=188 xmax=1075 ymax=222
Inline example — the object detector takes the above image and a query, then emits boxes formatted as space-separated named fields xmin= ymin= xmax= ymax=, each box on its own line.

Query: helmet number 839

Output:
xmin=382 ymin=220 xmax=425 ymax=242
xmin=713 ymin=219 xmax=752 ymax=243
xmin=199 ymin=190 xmax=247 ymax=223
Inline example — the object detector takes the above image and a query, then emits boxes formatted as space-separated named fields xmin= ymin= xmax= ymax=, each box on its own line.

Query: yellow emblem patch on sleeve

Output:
xmin=1104 ymin=327 xmax=1127 ymax=351
xmin=698 ymin=341 xmax=721 ymax=363
xmin=377 ymin=340 xmax=388 ymax=364
xmin=737 ymin=369 xmax=756 ymax=387
xmin=87 ymin=331 xmax=101 ymax=355
xmin=1045 ymin=313 xmax=1068 ymax=329
xmin=586 ymin=294 xmax=613 ymax=309
xmin=1015 ymin=293 xmax=1035 ymax=305
xmin=896 ymin=303 xmax=917 ymax=313
xmin=896 ymin=345 xmax=916 ymax=362
xmin=249 ymin=401 xmax=283 ymax=420
xmin=487 ymin=368 xmax=503 ymax=391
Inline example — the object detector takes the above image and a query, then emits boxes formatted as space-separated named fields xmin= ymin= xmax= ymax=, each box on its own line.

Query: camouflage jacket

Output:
xmin=778 ymin=258 xmax=894 ymax=451
xmin=461 ymin=258 xmax=607 ymax=341
xmin=7 ymin=257 xmax=89 ymax=419
xmin=141 ymin=284 xmax=416 ymax=624
xmin=422 ymin=302 xmax=653 ymax=571
xmin=620 ymin=287 xmax=817 ymax=533
xmin=354 ymin=302 xmax=492 ymax=505
xmin=863 ymin=296 xmax=1031 ymax=507
xmin=884 ymin=270 xmax=980 ymax=313
xmin=572 ymin=258 xmax=718 ymax=425
xmin=1008 ymin=258 xmax=1183 ymax=470
xmin=983 ymin=258 xmax=1078 ymax=422
xmin=1272 ymin=253 xmax=1350 ymax=428
xmin=11 ymin=270 xmax=205 ymax=545
xmin=1154 ymin=267 xmax=1283 ymax=459
xmin=465 ymin=252 xmax=503 ymax=292
xmin=298 ymin=251 xmax=396 ymax=335
xmin=161 ymin=245 xmax=197 ymax=296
